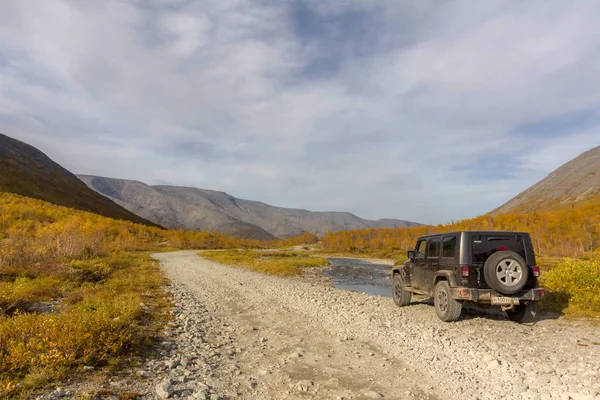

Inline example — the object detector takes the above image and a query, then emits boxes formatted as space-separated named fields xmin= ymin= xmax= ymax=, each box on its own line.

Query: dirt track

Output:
xmin=150 ymin=251 xmax=600 ymax=400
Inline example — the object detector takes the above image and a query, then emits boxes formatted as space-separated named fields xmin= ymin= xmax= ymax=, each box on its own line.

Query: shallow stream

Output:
xmin=324 ymin=258 xmax=393 ymax=297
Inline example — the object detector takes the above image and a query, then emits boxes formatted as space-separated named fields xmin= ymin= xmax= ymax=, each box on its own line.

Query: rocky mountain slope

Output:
xmin=78 ymin=175 xmax=419 ymax=239
xmin=492 ymin=144 xmax=600 ymax=215
xmin=0 ymin=133 xmax=159 ymax=227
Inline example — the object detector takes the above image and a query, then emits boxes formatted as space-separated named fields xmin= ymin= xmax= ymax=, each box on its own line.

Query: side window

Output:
xmin=441 ymin=236 xmax=457 ymax=258
xmin=415 ymin=240 xmax=426 ymax=259
xmin=427 ymin=238 xmax=440 ymax=258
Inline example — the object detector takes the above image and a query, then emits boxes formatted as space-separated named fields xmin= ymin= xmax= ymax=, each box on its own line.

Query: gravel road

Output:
xmin=35 ymin=251 xmax=600 ymax=400
xmin=153 ymin=251 xmax=600 ymax=400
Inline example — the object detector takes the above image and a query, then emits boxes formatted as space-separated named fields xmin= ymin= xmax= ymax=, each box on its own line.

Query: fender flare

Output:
xmin=432 ymin=271 xmax=458 ymax=288
xmin=391 ymin=263 xmax=412 ymax=286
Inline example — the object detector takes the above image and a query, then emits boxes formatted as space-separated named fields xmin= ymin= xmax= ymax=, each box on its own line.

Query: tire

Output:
xmin=392 ymin=273 xmax=412 ymax=307
xmin=483 ymin=251 xmax=529 ymax=295
xmin=434 ymin=281 xmax=462 ymax=322
xmin=507 ymin=301 xmax=537 ymax=323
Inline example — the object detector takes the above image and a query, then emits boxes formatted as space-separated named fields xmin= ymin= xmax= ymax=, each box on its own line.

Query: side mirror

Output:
xmin=407 ymin=250 xmax=415 ymax=259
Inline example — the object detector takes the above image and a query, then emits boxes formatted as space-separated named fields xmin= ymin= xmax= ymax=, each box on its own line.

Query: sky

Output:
xmin=1 ymin=0 xmax=599 ymax=224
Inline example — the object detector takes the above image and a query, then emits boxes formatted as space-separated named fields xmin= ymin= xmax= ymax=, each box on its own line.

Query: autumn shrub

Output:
xmin=541 ymin=258 xmax=600 ymax=318
xmin=0 ymin=276 xmax=70 ymax=313
xmin=69 ymin=260 xmax=112 ymax=283
xmin=200 ymin=250 xmax=327 ymax=276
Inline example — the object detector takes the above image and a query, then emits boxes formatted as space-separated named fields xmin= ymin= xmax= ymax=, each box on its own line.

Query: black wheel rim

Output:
xmin=437 ymin=288 xmax=448 ymax=312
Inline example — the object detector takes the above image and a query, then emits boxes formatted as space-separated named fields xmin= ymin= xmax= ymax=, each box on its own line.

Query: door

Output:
xmin=424 ymin=237 xmax=441 ymax=292
xmin=410 ymin=239 xmax=427 ymax=289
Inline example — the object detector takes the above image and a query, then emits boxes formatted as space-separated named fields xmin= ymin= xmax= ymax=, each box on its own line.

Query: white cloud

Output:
xmin=0 ymin=0 xmax=599 ymax=223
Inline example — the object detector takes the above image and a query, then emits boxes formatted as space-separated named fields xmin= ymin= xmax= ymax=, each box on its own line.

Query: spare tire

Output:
xmin=483 ymin=251 xmax=529 ymax=295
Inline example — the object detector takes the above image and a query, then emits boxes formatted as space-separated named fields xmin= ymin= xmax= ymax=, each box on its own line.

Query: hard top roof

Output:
xmin=417 ymin=230 xmax=530 ymax=239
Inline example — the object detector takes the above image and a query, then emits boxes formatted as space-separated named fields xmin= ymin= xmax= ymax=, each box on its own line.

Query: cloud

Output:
xmin=0 ymin=0 xmax=599 ymax=224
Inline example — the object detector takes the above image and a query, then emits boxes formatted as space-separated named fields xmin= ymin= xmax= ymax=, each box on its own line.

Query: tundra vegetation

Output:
xmin=0 ymin=193 xmax=316 ymax=398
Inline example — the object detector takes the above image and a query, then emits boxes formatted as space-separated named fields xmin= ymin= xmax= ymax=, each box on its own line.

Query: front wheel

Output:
xmin=507 ymin=301 xmax=537 ymax=323
xmin=434 ymin=281 xmax=462 ymax=322
xmin=392 ymin=273 xmax=411 ymax=307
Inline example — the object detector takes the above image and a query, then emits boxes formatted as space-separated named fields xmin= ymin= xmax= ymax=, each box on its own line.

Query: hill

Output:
xmin=78 ymin=175 xmax=420 ymax=239
xmin=0 ymin=133 xmax=160 ymax=227
xmin=492 ymin=144 xmax=600 ymax=215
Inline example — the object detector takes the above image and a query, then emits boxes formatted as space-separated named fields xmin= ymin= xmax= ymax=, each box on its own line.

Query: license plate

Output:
xmin=491 ymin=297 xmax=520 ymax=305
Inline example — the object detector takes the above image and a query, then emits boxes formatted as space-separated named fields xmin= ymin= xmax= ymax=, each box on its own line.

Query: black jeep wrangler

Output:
xmin=391 ymin=231 xmax=544 ymax=323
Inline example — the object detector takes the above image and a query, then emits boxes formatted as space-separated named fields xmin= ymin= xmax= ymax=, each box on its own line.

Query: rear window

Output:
xmin=472 ymin=234 xmax=526 ymax=264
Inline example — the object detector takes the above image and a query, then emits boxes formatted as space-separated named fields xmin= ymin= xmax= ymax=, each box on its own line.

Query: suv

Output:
xmin=391 ymin=231 xmax=544 ymax=323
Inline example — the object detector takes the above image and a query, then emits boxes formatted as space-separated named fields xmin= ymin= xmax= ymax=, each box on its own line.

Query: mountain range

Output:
xmin=0 ymin=133 xmax=418 ymax=239
xmin=77 ymin=175 xmax=420 ymax=239
xmin=2 ymin=132 xmax=598 ymax=239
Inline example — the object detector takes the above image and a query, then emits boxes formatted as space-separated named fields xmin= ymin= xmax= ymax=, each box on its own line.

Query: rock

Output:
xmin=248 ymin=378 xmax=258 ymax=389
xmin=514 ymin=384 xmax=529 ymax=394
xmin=487 ymin=360 xmax=500 ymax=370
xmin=181 ymin=357 xmax=191 ymax=367
xmin=165 ymin=359 xmax=180 ymax=369
xmin=296 ymin=380 xmax=314 ymax=392
xmin=193 ymin=390 xmax=209 ymax=400
xmin=156 ymin=382 xmax=174 ymax=399
xmin=364 ymin=390 xmax=384 ymax=398
xmin=53 ymin=388 xmax=66 ymax=397
xmin=569 ymin=394 xmax=595 ymax=400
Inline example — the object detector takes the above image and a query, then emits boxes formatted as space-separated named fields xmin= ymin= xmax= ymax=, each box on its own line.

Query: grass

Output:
xmin=0 ymin=251 xmax=170 ymax=399
xmin=200 ymin=249 xmax=328 ymax=276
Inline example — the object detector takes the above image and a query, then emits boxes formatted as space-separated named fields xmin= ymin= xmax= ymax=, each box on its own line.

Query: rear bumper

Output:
xmin=450 ymin=287 xmax=544 ymax=303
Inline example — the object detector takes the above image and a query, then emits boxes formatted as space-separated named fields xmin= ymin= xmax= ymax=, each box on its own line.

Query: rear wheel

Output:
xmin=392 ymin=273 xmax=412 ymax=307
xmin=434 ymin=281 xmax=462 ymax=322
xmin=507 ymin=301 xmax=537 ymax=323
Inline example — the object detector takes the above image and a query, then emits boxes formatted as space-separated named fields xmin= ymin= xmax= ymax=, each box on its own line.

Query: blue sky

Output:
xmin=0 ymin=0 xmax=599 ymax=224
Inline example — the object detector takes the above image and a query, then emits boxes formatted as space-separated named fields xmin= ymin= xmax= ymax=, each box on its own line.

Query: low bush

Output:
xmin=0 ymin=276 xmax=70 ymax=314
xmin=541 ymin=257 xmax=600 ymax=318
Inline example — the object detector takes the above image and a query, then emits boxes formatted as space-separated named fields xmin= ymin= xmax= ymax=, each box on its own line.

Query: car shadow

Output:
xmin=409 ymin=296 xmax=561 ymax=323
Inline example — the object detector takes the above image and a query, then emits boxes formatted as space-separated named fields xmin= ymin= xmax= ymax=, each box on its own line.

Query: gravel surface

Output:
xmin=33 ymin=251 xmax=600 ymax=400
xmin=154 ymin=251 xmax=600 ymax=400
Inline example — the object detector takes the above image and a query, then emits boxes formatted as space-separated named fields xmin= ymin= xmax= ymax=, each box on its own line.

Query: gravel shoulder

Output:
xmin=154 ymin=251 xmax=600 ymax=400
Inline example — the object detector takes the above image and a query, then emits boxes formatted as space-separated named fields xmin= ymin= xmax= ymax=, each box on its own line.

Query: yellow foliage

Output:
xmin=320 ymin=194 xmax=600 ymax=258
xmin=541 ymin=257 xmax=600 ymax=318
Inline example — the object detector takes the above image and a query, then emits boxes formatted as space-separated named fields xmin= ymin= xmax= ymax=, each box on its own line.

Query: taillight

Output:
xmin=497 ymin=246 xmax=508 ymax=251
xmin=532 ymin=266 xmax=540 ymax=277
xmin=539 ymin=289 xmax=545 ymax=297
xmin=460 ymin=266 xmax=470 ymax=278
